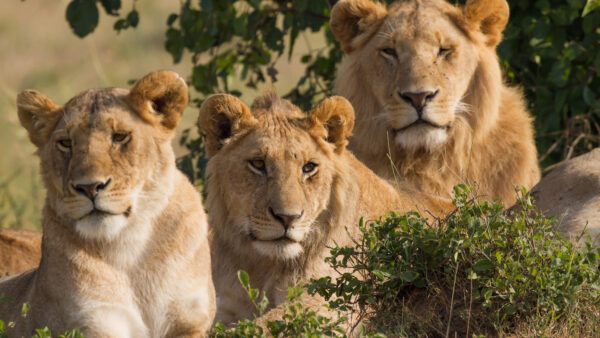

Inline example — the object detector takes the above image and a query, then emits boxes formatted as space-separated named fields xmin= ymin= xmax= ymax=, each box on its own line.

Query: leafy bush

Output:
xmin=308 ymin=185 xmax=600 ymax=336
xmin=500 ymin=0 xmax=600 ymax=167
xmin=210 ymin=271 xmax=348 ymax=337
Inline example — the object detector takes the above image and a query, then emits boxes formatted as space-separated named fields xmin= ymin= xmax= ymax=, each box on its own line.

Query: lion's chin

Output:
xmin=75 ymin=212 xmax=129 ymax=241
xmin=393 ymin=124 xmax=448 ymax=151
xmin=251 ymin=239 xmax=303 ymax=260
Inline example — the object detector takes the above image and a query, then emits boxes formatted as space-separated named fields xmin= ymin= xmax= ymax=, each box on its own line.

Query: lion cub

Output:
xmin=0 ymin=71 xmax=215 ymax=336
xmin=198 ymin=91 xmax=451 ymax=326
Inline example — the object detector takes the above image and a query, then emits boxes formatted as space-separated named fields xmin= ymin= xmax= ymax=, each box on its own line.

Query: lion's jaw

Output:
xmin=41 ymin=89 xmax=172 ymax=242
xmin=207 ymin=113 xmax=334 ymax=261
xmin=70 ymin=186 xmax=138 ymax=241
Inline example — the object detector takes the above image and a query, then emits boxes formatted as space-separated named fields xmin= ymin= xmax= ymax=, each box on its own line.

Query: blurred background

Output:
xmin=0 ymin=1 xmax=311 ymax=230
xmin=0 ymin=1 xmax=183 ymax=230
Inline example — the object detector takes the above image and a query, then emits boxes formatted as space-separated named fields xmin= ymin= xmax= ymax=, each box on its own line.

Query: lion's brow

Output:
xmin=88 ymin=91 xmax=118 ymax=115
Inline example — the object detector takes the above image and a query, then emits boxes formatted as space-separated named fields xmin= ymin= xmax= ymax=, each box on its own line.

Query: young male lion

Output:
xmin=0 ymin=71 xmax=215 ymax=336
xmin=330 ymin=0 xmax=541 ymax=205
xmin=198 ymin=91 xmax=451 ymax=326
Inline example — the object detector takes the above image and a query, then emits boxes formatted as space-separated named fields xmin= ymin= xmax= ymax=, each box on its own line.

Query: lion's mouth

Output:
xmin=392 ymin=118 xmax=450 ymax=134
xmin=249 ymin=231 xmax=297 ymax=243
xmin=83 ymin=206 xmax=132 ymax=219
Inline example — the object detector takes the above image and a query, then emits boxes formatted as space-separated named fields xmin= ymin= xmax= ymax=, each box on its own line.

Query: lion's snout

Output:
xmin=268 ymin=207 xmax=304 ymax=230
xmin=397 ymin=89 xmax=439 ymax=115
xmin=71 ymin=178 xmax=112 ymax=200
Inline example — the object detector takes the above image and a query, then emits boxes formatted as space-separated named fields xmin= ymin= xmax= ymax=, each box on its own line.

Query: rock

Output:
xmin=530 ymin=148 xmax=600 ymax=246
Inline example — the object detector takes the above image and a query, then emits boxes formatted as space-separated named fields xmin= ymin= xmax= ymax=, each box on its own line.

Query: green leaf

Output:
xmin=99 ymin=0 xmax=120 ymax=16
xmin=126 ymin=10 xmax=139 ymax=28
xmin=583 ymin=86 xmax=600 ymax=109
xmin=238 ymin=270 xmax=250 ymax=288
xmin=550 ymin=59 xmax=571 ymax=87
xmin=21 ymin=302 xmax=30 ymax=317
xmin=473 ymin=259 xmax=494 ymax=272
xmin=165 ymin=28 xmax=184 ymax=63
xmin=398 ymin=271 xmax=418 ymax=282
xmin=66 ymin=0 xmax=99 ymax=38
xmin=166 ymin=13 xmax=178 ymax=26
xmin=582 ymin=0 xmax=600 ymax=16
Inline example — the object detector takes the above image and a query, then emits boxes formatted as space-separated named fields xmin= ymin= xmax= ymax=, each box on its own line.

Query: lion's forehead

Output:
xmin=64 ymin=88 xmax=129 ymax=112
xmin=388 ymin=0 xmax=456 ymax=17
xmin=384 ymin=2 xmax=463 ymax=43
xmin=248 ymin=127 xmax=324 ymax=159
xmin=56 ymin=94 xmax=142 ymax=137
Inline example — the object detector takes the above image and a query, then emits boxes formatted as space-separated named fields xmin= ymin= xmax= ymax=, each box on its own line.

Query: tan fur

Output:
xmin=1 ymin=71 xmax=215 ymax=337
xmin=198 ymin=91 xmax=452 ymax=327
xmin=0 ymin=229 xmax=41 ymax=276
xmin=527 ymin=148 xmax=600 ymax=246
xmin=331 ymin=0 xmax=540 ymax=205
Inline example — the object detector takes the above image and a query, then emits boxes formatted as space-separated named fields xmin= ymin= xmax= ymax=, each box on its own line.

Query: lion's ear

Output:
xmin=463 ymin=0 xmax=509 ymax=47
xmin=17 ymin=90 xmax=62 ymax=148
xmin=127 ymin=70 xmax=188 ymax=133
xmin=197 ymin=94 xmax=256 ymax=158
xmin=330 ymin=0 xmax=388 ymax=53
xmin=308 ymin=96 xmax=355 ymax=153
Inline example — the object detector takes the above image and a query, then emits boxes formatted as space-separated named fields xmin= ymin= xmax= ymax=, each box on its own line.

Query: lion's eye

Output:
xmin=112 ymin=133 xmax=130 ymax=144
xmin=381 ymin=48 xmax=397 ymax=59
xmin=57 ymin=139 xmax=72 ymax=151
xmin=249 ymin=159 xmax=266 ymax=173
xmin=302 ymin=162 xmax=318 ymax=174
xmin=438 ymin=47 xmax=451 ymax=57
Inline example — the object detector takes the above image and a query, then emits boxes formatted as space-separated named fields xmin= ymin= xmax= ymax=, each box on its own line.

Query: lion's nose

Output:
xmin=72 ymin=178 xmax=111 ymax=200
xmin=399 ymin=90 xmax=439 ymax=115
xmin=269 ymin=207 xmax=304 ymax=230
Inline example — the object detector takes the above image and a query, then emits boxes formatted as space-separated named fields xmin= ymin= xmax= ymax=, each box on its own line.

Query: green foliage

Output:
xmin=501 ymin=0 xmax=600 ymax=167
xmin=176 ymin=128 xmax=209 ymax=189
xmin=163 ymin=0 xmax=344 ymax=110
xmin=211 ymin=270 xmax=347 ymax=337
xmin=65 ymin=0 xmax=137 ymax=37
xmin=237 ymin=270 xmax=269 ymax=316
xmin=308 ymin=185 xmax=600 ymax=335
xmin=583 ymin=0 xmax=600 ymax=16
xmin=31 ymin=328 xmax=84 ymax=338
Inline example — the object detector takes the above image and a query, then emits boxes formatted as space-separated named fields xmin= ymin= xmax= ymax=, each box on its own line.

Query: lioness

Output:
xmin=0 ymin=71 xmax=215 ymax=336
xmin=331 ymin=0 xmax=541 ymax=205
xmin=0 ymin=229 xmax=41 ymax=276
xmin=198 ymin=91 xmax=451 ymax=325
